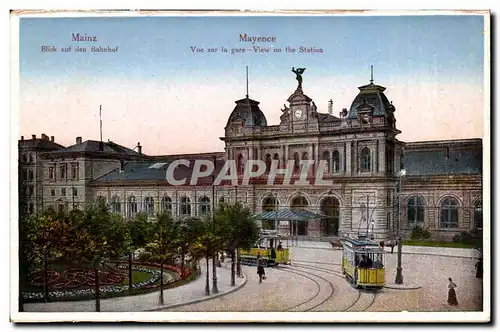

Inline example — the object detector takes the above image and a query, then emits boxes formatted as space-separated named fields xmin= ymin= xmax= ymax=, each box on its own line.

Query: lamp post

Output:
xmin=211 ymin=155 xmax=219 ymax=294
xmin=274 ymin=193 xmax=279 ymax=232
xmin=395 ymin=168 xmax=406 ymax=285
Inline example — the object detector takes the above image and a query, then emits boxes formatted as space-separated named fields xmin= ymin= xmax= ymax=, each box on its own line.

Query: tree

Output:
xmin=127 ymin=212 xmax=152 ymax=290
xmin=189 ymin=215 xmax=224 ymax=295
xmin=215 ymin=202 xmax=259 ymax=286
xmin=68 ymin=201 xmax=130 ymax=312
xmin=176 ymin=217 xmax=204 ymax=276
xmin=21 ymin=214 xmax=77 ymax=302
xmin=148 ymin=211 xmax=179 ymax=305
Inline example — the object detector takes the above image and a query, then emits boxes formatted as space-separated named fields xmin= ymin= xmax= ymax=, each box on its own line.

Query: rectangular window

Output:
xmin=51 ymin=189 xmax=55 ymax=196
xmin=72 ymin=187 xmax=78 ymax=197
xmin=60 ymin=164 xmax=67 ymax=180
xmin=22 ymin=170 xmax=28 ymax=181
xmin=386 ymin=212 xmax=391 ymax=229
xmin=49 ymin=167 xmax=55 ymax=181
xmin=71 ymin=164 xmax=78 ymax=180
xmin=28 ymin=170 xmax=34 ymax=181
xmin=61 ymin=188 xmax=66 ymax=196
xmin=29 ymin=186 xmax=34 ymax=197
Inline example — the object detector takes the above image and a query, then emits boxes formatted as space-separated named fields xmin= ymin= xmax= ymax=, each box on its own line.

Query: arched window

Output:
xmin=111 ymin=195 xmax=121 ymax=214
xmin=265 ymin=154 xmax=272 ymax=172
xmin=261 ymin=195 xmax=279 ymax=229
xmin=360 ymin=147 xmax=371 ymax=172
xmin=128 ymin=196 xmax=138 ymax=217
xmin=199 ymin=197 xmax=211 ymax=215
xmin=161 ymin=196 xmax=172 ymax=214
xmin=321 ymin=151 xmax=330 ymax=173
xmin=237 ymin=154 xmax=245 ymax=174
xmin=293 ymin=152 xmax=300 ymax=173
xmin=291 ymin=195 xmax=309 ymax=235
xmin=22 ymin=154 xmax=28 ymax=163
xmin=332 ymin=150 xmax=340 ymax=173
xmin=321 ymin=196 xmax=340 ymax=236
xmin=440 ymin=197 xmax=459 ymax=228
xmin=180 ymin=196 xmax=191 ymax=216
xmin=144 ymin=197 xmax=155 ymax=216
xmin=273 ymin=153 xmax=280 ymax=168
xmin=406 ymin=196 xmax=425 ymax=226
xmin=474 ymin=200 xmax=482 ymax=230
xmin=28 ymin=154 xmax=34 ymax=164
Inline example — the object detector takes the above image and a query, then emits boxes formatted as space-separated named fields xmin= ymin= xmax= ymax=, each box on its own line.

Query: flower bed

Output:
xmin=22 ymin=265 xmax=161 ymax=301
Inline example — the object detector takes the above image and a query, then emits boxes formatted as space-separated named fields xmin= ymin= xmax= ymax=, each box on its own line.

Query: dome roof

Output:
xmin=347 ymin=82 xmax=395 ymax=119
xmin=225 ymin=97 xmax=268 ymax=128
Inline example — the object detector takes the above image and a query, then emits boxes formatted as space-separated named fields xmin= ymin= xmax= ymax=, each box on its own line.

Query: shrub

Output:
xmin=453 ymin=231 xmax=482 ymax=248
xmin=410 ymin=226 xmax=432 ymax=240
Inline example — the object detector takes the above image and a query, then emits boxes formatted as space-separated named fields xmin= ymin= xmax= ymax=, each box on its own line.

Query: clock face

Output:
xmin=295 ymin=109 xmax=303 ymax=119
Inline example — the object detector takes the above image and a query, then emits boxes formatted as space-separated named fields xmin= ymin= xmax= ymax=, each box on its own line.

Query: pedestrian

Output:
xmin=277 ymin=242 xmax=283 ymax=250
xmin=257 ymin=253 xmax=266 ymax=283
xmin=475 ymin=258 xmax=483 ymax=278
xmin=380 ymin=241 xmax=385 ymax=250
xmin=447 ymin=277 xmax=458 ymax=306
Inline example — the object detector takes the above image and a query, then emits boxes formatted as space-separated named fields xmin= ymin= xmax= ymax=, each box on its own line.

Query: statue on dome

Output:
xmin=291 ymin=67 xmax=306 ymax=89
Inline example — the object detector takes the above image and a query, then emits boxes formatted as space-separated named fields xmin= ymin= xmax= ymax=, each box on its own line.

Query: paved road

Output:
xmin=24 ymin=243 xmax=484 ymax=313
xmin=162 ymin=246 xmax=483 ymax=312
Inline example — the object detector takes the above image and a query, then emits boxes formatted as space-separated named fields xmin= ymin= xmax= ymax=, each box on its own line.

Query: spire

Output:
xmin=246 ymin=66 xmax=249 ymax=98
xmin=370 ymin=65 xmax=374 ymax=84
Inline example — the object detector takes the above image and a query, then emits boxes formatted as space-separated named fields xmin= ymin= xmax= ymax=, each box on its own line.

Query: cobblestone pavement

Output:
xmin=164 ymin=246 xmax=483 ymax=312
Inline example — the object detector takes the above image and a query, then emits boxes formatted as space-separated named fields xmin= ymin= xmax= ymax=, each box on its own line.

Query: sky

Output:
xmin=17 ymin=14 xmax=486 ymax=155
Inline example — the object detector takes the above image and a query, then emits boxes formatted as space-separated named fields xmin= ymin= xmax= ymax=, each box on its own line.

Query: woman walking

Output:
xmin=257 ymin=253 xmax=266 ymax=283
xmin=447 ymin=277 xmax=458 ymax=306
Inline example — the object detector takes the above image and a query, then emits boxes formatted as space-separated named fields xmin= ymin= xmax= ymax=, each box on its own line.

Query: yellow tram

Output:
xmin=341 ymin=235 xmax=385 ymax=289
xmin=239 ymin=230 xmax=291 ymax=267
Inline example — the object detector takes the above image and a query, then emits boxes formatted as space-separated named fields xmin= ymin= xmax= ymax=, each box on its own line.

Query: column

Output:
xmin=284 ymin=144 xmax=289 ymax=163
xmin=257 ymin=146 xmax=262 ymax=161
xmin=309 ymin=144 xmax=314 ymax=175
xmin=248 ymin=146 xmax=253 ymax=160
xmin=378 ymin=139 xmax=386 ymax=175
xmin=345 ymin=141 xmax=352 ymax=176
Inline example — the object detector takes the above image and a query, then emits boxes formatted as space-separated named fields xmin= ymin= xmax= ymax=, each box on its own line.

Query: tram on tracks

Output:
xmin=239 ymin=230 xmax=292 ymax=267
xmin=341 ymin=235 xmax=385 ymax=289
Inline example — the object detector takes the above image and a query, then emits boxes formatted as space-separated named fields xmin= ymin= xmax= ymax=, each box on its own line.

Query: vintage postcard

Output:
xmin=10 ymin=10 xmax=490 ymax=323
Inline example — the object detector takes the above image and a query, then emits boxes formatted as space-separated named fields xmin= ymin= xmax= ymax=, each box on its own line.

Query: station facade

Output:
xmin=18 ymin=74 xmax=483 ymax=241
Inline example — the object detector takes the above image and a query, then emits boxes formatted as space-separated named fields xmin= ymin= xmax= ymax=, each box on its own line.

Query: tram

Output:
xmin=341 ymin=235 xmax=385 ymax=289
xmin=239 ymin=230 xmax=291 ymax=267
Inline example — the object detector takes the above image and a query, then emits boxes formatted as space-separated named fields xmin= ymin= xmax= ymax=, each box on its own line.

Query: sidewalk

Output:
xmin=24 ymin=260 xmax=246 ymax=312
xmin=289 ymin=240 xmax=481 ymax=259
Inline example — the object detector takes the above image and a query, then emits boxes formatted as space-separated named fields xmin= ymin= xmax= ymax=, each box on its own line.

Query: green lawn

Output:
xmin=402 ymin=240 xmax=476 ymax=249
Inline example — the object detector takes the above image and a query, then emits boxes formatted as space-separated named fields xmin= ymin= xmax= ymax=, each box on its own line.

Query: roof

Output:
xmin=18 ymin=138 xmax=64 ymax=150
xmin=94 ymin=157 xmax=233 ymax=185
xmin=254 ymin=208 xmax=326 ymax=221
xmin=347 ymin=82 xmax=394 ymax=119
xmin=317 ymin=112 xmax=340 ymax=123
xmin=225 ymin=97 xmax=268 ymax=128
xmin=46 ymin=140 xmax=141 ymax=157
xmin=403 ymin=144 xmax=482 ymax=176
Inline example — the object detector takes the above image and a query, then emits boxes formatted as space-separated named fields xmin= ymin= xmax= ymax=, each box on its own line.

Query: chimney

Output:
xmin=41 ymin=133 xmax=49 ymax=140
xmin=120 ymin=160 xmax=125 ymax=173
xmin=32 ymin=134 xmax=36 ymax=139
xmin=20 ymin=136 xmax=24 ymax=141
xmin=136 ymin=142 xmax=142 ymax=155
xmin=50 ymin=136 xmax=54 ymax=142
xmin=76 ymin=137 xmax=82 ymax=144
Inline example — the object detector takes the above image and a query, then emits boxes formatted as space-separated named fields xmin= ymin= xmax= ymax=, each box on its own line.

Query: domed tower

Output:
xmin=224 ymin=96 xmax=267 ymax=137
xmin=347 ymin=80 xmax=396 ymax=129
xmin=345 ymin=72 xmax=403 ymax=178
xmin=223 ymin=95 xmax=268 ymax=172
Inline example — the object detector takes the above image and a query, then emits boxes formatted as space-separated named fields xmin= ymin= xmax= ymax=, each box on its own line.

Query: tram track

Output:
xmin=277 ymin=266 xmax=335 ymax=312
xmin=286 ymin=263 xmax=378 ymax=312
